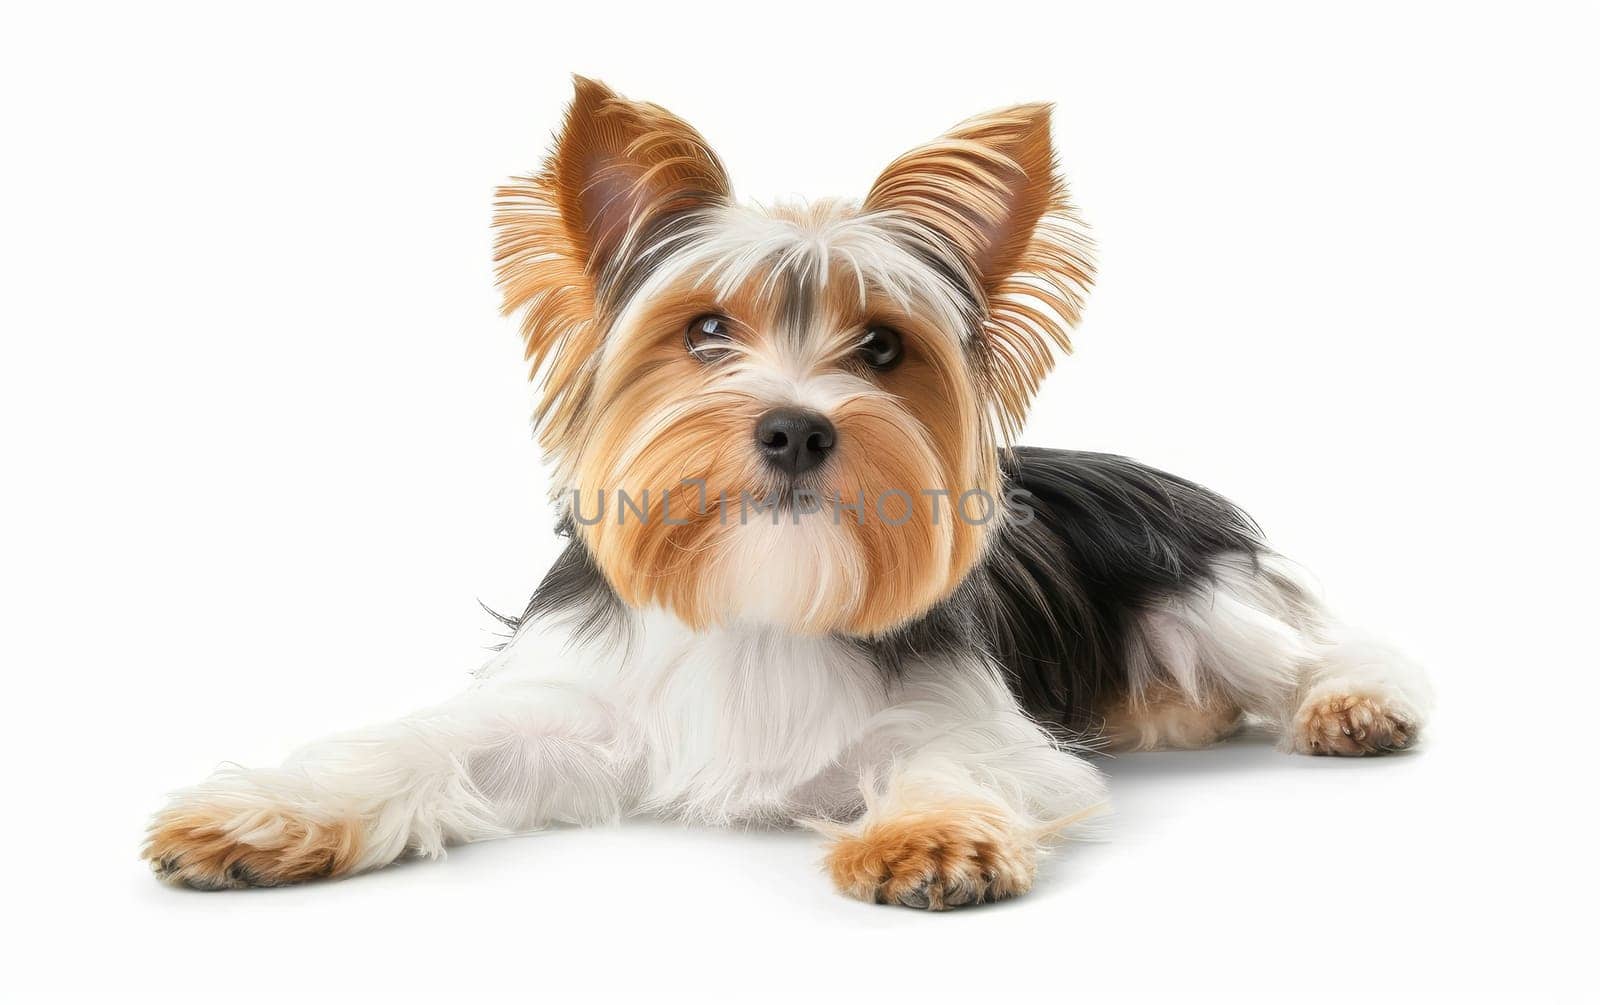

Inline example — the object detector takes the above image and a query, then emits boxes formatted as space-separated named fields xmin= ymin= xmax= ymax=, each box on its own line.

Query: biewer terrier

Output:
xmin=145 ymin=77 xmax=1432 ymax=908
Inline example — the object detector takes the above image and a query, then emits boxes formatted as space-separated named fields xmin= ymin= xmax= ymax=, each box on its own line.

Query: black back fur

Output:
xmin=874 ymin=449 xmax=1265 ymax=730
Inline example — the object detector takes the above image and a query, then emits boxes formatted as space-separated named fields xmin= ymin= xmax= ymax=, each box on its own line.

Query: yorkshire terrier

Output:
xmin=144 ymin=77 xmax=1432 ymax=908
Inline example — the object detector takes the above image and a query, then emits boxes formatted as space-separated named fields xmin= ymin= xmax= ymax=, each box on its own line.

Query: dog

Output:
xmin=143 ymin=76 xmax=1432 ymax=908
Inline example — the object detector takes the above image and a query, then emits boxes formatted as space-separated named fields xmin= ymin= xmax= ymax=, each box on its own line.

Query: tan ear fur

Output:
xmin=493 ymin=77 xmax=730 ymax=460
xmin=864 ymin=105 xmax=1095 ymax=438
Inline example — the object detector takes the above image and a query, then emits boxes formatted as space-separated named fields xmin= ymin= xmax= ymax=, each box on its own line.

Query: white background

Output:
xmin=3 ymin=1 xmax=1595 ymax=1001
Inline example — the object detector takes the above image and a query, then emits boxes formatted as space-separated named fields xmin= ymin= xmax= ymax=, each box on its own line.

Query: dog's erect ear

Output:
xmin=494 ymin=78 xmax=731 ymax=463
xmin=550 ymin=76 xmax=731 ymax=280
xmin=864 ymin=105 xmax=1094 ymax=437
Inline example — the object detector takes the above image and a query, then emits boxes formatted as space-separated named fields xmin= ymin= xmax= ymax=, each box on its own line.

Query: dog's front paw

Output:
xmin=143 ymin=788 xmax=364 ymax=890
xmin=1292 ymin=686 xmax=1419 ymax=756
xmin=824 ymin=801 xmax=1037 ymax=910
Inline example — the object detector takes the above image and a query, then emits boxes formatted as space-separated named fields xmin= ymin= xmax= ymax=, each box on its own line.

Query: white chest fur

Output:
xmin=485 ymin=609 xmax=895 ymax=823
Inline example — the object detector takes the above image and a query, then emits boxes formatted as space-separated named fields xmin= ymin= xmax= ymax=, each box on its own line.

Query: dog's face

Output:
xmin=495 ymin=78 xmax=1092 ymax=637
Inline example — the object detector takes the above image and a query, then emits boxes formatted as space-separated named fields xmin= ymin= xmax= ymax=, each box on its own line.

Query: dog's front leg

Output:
xmin=818 ymin=668 xmax=1107 ymax=910
xmin=143 ymin=675 xmax=638 ymax=889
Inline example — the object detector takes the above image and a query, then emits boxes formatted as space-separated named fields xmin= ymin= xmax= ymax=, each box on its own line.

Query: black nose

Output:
xmin=755 ymin=408 xmax=836 ymax=477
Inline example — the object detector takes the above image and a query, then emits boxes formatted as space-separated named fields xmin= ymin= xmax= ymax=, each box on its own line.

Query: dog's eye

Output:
xmin=859 ymin=326 xmax=903 ymax=371
xmin=685 ymin=315 xmax=735 ymax=362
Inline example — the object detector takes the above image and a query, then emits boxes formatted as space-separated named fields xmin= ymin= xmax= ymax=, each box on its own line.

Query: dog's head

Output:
xmin=495 ymin=77 xmax=1092 ymax=637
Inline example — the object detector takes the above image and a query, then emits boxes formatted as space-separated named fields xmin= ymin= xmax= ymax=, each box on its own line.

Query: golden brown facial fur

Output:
xmin=565 ymin=248 xmax=998 ymax=635
xmin=492 ymin=77 xmax=1094 ymax=635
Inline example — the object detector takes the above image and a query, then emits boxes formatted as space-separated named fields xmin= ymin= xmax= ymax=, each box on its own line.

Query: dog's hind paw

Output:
xmin=1291 ymin=686 xmax=1419 ymax=756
